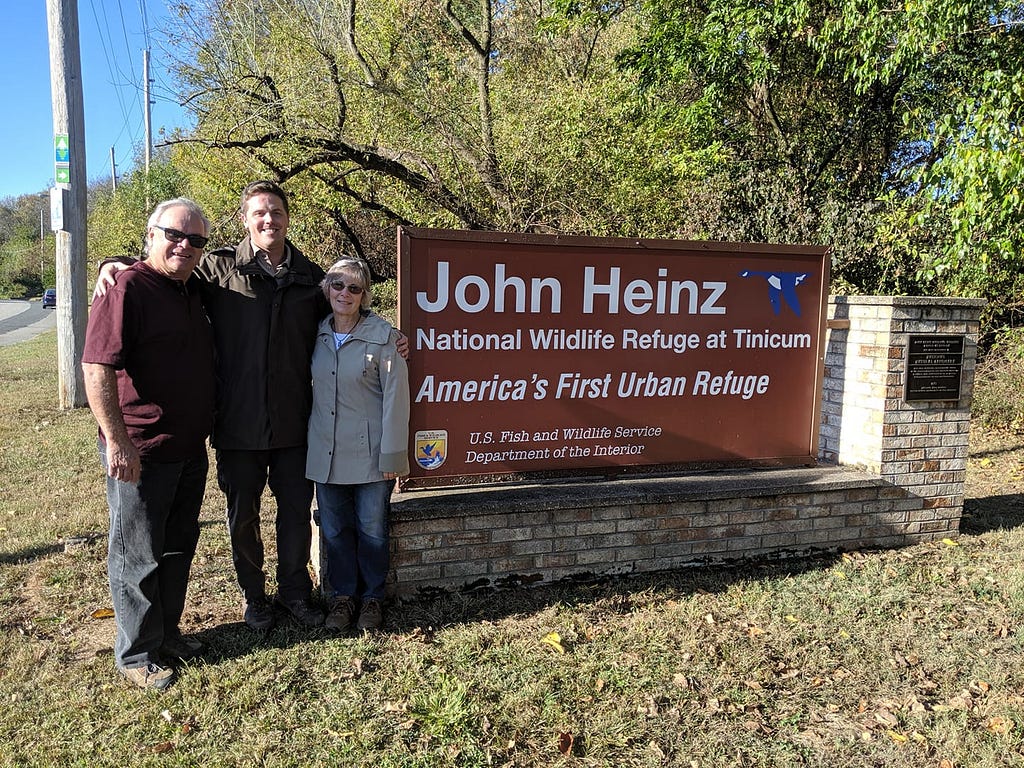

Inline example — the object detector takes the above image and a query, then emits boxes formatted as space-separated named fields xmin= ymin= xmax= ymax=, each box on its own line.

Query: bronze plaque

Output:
xmin=398 ymin=228 xmax=830 ymax=488
xmin=905 ymin=334 xmax=964 ymax=402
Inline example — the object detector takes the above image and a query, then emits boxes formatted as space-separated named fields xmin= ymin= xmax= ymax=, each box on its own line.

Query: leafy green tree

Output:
xmin=0 ymin=192 xmax=51 ymax=298
xmin=812 ymin=0 xmax=1024 ymax=328
xmin=87 ymin=150 xmax=190 ymax=262
xmin=618 ymin=0 xmax=1024 ymax=332
xmin=161 ymin=0 xmax=676 ymax=270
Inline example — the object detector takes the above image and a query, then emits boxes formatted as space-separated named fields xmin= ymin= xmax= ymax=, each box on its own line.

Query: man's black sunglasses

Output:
xmin=154 ymin=225 xmax=208 ymax=249
xmin=327 ymin=279 xmax=364 ymax=294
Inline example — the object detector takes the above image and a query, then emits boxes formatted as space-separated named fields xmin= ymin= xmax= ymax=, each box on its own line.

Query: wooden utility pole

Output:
xmin=110 ymin=146 xmax=117 ymax=192
xmin=45 ymin=0 xmax=88 ymax=409
xmin=143 ymin=48 xmax=152 ymax=207
xmin=143 ymin=49 xmax=152 ymax=174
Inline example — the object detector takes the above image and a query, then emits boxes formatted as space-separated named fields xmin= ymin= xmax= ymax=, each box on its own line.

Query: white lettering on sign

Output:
xmin=583 ymin=267 xmax=727 ymax=315
xmin=415 ymin=261 xmax=729 ymax=315
xmin=416 ymin=262 xmax=562 ymax=313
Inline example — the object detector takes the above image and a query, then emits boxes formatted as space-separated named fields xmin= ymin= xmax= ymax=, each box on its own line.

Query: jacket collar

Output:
xmin=317 ymin=312 xmax=391 ymax=344
xmin=233 ymin=237 xmax=320 ymax=286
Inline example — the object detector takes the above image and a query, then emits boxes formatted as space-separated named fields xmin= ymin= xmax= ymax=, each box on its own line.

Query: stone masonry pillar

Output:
xmin=820 ymin=296 xmax=985 ymax=538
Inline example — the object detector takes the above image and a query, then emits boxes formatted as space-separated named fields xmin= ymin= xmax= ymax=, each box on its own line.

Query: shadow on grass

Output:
xmin=390 ymin=549 xmax=846 ymax=635
xmin=188 ymin=551 xmax=849 ymax=664
xmin=196 ymin=617 xmax=333 ymax=663
xmin=0 ymin=520 xmax=225 ymax=568
xmin=960 ymin=493 xmax=1024 ymax=535
xmin=0 ymin=542 xmax=65 ymax=566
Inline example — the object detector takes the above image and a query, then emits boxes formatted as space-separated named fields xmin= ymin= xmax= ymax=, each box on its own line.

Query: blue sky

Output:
xmin=0 ymin=1 xmax=190 ymax=201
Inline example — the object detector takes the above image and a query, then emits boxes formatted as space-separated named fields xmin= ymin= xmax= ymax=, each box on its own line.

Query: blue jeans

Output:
xmin=102 ymin=446 xmax=207 ymax=668
xmin=315 ymin=480 xmax=392 ymax=600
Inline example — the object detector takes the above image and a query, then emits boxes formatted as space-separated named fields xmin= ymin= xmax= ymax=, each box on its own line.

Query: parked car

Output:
xmin=42 ymin=289 xmax=56 ymax=308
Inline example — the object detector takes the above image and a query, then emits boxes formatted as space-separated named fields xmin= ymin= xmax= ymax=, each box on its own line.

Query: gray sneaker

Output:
xmin=325 ymin=596 xmax=356 ymax=632
xmin=356 ymin=598 xmax=383 ymax=631
xmin=120 ymin=662 xmax=175 ymax=691
xmin=276 ymin=596 xmax=324 ymax=627
xmin=243 ymin=596 xmax=276 ymax=631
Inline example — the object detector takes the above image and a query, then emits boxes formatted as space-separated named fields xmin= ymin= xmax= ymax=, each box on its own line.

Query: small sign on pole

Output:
xmin=50 ymin=187 xmax=65 ymax=232
xmin=54 ymin=133 xmax=70 ymax=184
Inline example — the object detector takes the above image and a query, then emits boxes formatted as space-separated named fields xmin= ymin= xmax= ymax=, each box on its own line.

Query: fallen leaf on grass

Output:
xmin=784 ymin=615 xmax=798 ymax=623
xmin=90 ymin=608 xmax=115 ymax=619
xmin=337 ymin=657 xmax=365 ymax=680
xmin=639 ymin=697 xmax=660 ymax=717
xmin=942 ymin=538 xmax=960 ymax=547
xmin=541 ymin=632 xmax=565 ymax=653
xmin=557 ymin=731 xmax=574 ymax=756
xmin=886 ymin=730 xmax=908 ymax=744
xmin=746 ymin=624 xmax=767 ymax=637
xmin=873 ymin=709 xmax=899 ymax=727
xmin=672 ymin=673 xmax=692 ymax=689
xmin=149 ymin=742 xmax=174 ymax=754
xmin=595 ymin=677 xmax=605 ymax=692
xmin=987 ymin=716 xmax=1013 ymax=734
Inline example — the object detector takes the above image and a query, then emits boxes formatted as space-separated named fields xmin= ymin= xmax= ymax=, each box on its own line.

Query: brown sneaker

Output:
xmin=243 ymin=595 xmax=276 ymax=631
xmin=356 ymin=598 xmax=383 ymax=631
xmin=120 ymin=662 xmax=175 ymax=691
xmin=325 ymin=596 xmax=356 ymax=632
xmin=276 ymin=596 xmax=325 ymax=627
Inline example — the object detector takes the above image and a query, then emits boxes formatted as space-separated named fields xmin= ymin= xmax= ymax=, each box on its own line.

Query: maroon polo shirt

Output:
xmin=83 ymin=261 xmax=215 ymax=461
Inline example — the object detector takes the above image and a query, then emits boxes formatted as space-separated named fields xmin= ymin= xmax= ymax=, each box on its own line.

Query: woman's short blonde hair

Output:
xmin=321 ymin=257 xmax=372 ymax=309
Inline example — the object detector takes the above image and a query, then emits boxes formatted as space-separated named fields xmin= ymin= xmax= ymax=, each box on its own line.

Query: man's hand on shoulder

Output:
xmin=93 ymin=257 xmax=136 ymax=299
xmin=395 ymin=330 xmax=409 ymax=360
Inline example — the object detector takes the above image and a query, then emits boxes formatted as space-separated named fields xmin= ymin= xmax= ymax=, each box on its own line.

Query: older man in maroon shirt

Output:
xmin=83 ymin=198 xmax=215 ymax=691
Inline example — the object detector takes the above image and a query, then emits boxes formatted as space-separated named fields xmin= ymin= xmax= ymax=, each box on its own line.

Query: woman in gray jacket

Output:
xmin=306 ymin=258 xmax=410 ymax=631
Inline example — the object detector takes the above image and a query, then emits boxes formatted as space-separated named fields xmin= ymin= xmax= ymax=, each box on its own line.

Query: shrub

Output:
xmin=971 ymin=328 xmax=1024 ymax=431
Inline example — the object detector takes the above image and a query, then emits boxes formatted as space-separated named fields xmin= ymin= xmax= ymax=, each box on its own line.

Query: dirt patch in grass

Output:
xmin=962 ymin=424 xmax=1024 ymax=533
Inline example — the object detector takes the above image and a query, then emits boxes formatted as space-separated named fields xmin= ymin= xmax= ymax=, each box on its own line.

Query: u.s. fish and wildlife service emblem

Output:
xmin=415 ymin=430 xmax=447 ymax=470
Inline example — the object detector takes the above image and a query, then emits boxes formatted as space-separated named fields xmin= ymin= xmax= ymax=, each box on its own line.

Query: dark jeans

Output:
xmin=102 ymin=446 xmax=206 ymax=669
xmin=216 ymin=447 xmax=314 ymax=602
xmin=315 ymin=480 xmax=392 ymax=600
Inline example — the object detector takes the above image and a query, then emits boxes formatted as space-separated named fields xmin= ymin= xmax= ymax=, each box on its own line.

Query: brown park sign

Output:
xmin=397 ymin=228 xmax=830 ymax=489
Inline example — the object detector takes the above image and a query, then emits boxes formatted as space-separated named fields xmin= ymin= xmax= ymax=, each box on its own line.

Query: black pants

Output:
xmin=216 ymin=446 xmax=314 ymax=602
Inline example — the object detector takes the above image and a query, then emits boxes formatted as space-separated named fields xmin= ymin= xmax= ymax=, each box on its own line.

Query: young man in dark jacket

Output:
xmin=202 ymin=181 xmax=327 ymax=629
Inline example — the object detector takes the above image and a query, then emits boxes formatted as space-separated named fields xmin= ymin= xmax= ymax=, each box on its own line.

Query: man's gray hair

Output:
xmin=143 ymin=198 xmax=210 ymax=255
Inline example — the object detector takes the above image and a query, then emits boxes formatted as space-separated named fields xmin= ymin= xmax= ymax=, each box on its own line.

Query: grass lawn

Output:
xmin=1 ymin=331 xmax=1023 ymax=767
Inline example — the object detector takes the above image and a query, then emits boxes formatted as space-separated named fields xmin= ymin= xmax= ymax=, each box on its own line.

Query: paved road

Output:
xmin=0 ymin=300 xmax=58 ymax=347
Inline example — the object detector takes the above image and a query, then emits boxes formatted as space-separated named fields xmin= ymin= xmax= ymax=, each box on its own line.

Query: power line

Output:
xmin=85 ymin=0 xmax=144 ymax=154
xmin=86 ymin=0 xmax=133 ymax=132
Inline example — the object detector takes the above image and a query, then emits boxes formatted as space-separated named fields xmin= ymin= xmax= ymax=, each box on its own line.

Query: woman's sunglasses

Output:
xmin=328 ymin=279 xmax=364 ymax=294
